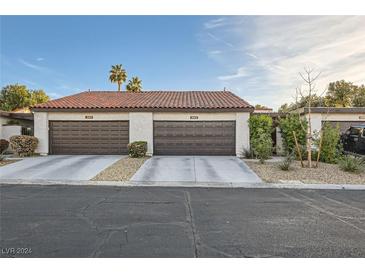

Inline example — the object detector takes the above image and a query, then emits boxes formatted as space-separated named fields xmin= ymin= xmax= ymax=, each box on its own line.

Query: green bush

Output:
xmin=338 ymin=155 xmax=365 ymax=173
xmin=279 ymin=114 xmax=307 ymax=155
xmin=0 ymin=139 xmax=9 ymax=153
xmin=249 ymin=115 xmax=272 ymax=139
xmin=249 ymin=115 xmax=273 ymax=160
xmin=9 ymin=135 xmax=38 ymax=156
xmin=251 ymin=128 xmax=273 ymax=164
xmin=128 ymin=141 xmax=147 ymax=158
xmin=316 ymin=122 xmax=342 ymax=163
xmin=278 ymin=153 xmax=294 ymax=171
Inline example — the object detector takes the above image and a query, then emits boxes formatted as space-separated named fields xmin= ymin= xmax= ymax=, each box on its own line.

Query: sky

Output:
xmin=1 ymin=16 xmax=365 ymax=110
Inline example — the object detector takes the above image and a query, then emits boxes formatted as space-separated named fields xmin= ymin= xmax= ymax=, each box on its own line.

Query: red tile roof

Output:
xmin=32 ymin=91 xmax=253 ymax=111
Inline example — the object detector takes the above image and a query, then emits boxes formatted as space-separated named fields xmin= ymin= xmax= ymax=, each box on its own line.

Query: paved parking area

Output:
xmin=0 ymin=155 xmax=123 ymax=181
xmin=131 ymin=156 xmax=262 ymax=186
xmin=0 ymin=185 xmax=364 ymax=257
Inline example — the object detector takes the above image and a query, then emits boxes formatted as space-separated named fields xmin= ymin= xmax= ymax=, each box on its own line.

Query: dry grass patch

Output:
xmin=92 ymin=157 xmax=149 ymax=181
xmin=244 ymin=160 xmax=365 ymax=184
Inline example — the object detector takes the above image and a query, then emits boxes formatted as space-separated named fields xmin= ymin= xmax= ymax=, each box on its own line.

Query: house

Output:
xmin=0 ymin=110 xmax=34 ymax=141
xmin=296 ymin=107 xmax=365 ymax=133
xmin=31 ymin=91 xmax=254 ymax=156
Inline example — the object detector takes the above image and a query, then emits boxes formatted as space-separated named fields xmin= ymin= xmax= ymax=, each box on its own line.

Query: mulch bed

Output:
xmin=244 ymin=160 xmax=365 ymax=184
xmin=92 ymin=157 xmax=149 ymax=181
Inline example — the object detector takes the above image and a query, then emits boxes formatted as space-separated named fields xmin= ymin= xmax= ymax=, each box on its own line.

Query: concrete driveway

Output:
xmin=131 ymin=156 xmax=262 ymax=185
xmin=0 ymin=155 xmax=123 ymax=181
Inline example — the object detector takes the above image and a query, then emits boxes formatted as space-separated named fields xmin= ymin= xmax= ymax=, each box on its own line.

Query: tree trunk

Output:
xmin=118 ymin=82 xmax=121 ymax=92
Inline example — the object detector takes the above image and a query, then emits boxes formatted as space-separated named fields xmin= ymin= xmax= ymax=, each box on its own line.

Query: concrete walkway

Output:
xmin=131 ymin=156 xmax=262 ymax=186
xmin=0 ymin=155 xmax=123 ymax=181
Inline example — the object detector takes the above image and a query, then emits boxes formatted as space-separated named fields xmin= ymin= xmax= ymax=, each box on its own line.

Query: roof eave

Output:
xmin=31 ymin=107 xmax=254 ymax=113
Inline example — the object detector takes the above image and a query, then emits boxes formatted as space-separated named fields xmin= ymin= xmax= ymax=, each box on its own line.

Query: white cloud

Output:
xmin=36 ymin=57 xmax=44 ymax=61
xmin=218 ymin=67 xmax=248 ymax=81
xmin=201 ymin=16 xmax=365 ymax=110
xmin=206 ymin=32 xmax=234 ymax=48
xmin=204 ymin=18 xmax=228 ymax=29
xmin=19 ymin=58 xmax=45 ymax=71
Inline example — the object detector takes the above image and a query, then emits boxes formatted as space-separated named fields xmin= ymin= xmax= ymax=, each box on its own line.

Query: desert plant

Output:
xmin=279 ymin=114 xmax=307 ymax=155
xmin=128 ymin=141 xmax=147 ymax=158
xmin=278 ymin=153 xmax=294 ymax=171
xmin=316 ymin=122 xmax=342 ymax=164
xmin=0 ymin=139 xmax=9 ymax=153
xmin=0 ymin=152 xmax=6 ymax=161
xmin=338 ymin=155 xmax=365 ymax=173
xmin=241 ymin=148 xmax=255 ymax=159
xmin=9 ymin=135 xmax=38 ymax=157
xmin=251 ymin=128 xmax=272 ymax=164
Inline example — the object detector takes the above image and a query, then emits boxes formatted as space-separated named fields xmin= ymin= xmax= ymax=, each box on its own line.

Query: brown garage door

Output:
xmin=153 ymin=121 xmax=236 ymax=155
xmin=49 ymin=121 xmax=129 ymax=155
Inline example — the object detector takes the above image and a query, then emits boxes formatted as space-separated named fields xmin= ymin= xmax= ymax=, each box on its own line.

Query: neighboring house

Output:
xmin=0 ymin=110 xmax=34 ymax=141
xmin=295 ymin=107 xmax=365 ymax=133
xmin=32 ymin=91 xmax=254 ymax=156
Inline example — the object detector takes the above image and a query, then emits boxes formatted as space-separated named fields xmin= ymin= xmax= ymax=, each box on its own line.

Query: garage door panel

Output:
xmin=153 ymin=121 xmax=235 ymax=155
xmin=49 ymin=121 xmax=129 ymax=155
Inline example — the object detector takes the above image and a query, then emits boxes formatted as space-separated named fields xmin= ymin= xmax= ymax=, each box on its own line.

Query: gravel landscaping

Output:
xmin=0 ymin=160 xmax=20 ymax=167
xmin=244 ymin=159 xmax=365 ymax=184
xmin=92 ymin=157 xmax=149 ymax=181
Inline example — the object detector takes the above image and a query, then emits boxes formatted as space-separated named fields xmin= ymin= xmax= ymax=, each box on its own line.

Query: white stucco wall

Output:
xmin=0 ymin=117 xmax=9 ymax=139
xmin=1 ymin=125 xmax=22 ymax=140
xmin=235 ymin=112 xmax=250 ymax=156
xmin=305 ymin=112 xmax=365 ymax=133
xmin=47 ymin=112 xmax=129 ymax=120
xmin=153 ymin=112 xmax=236 ymax=120
xmin=129 ymin=112 xmax=153 ymax=155
xmin=34 ymin=112 xmax=49 ymax=155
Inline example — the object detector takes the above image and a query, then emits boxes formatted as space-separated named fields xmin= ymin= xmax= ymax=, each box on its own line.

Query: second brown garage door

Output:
xmin=153 ymin=121 xmax=236 ymax=155
xmin=49 ymin=121 xmax=129 ymax=155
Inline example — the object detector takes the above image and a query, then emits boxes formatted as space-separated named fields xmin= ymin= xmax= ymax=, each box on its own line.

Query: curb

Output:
xmin=1 ymin=179 xmax=365 ymax=190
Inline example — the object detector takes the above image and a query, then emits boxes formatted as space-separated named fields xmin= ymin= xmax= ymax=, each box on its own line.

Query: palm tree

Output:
xmin=126 ymin=77 xmax=142 ymax=93
xmin=109 ymin=64 xmax=127 ymax=92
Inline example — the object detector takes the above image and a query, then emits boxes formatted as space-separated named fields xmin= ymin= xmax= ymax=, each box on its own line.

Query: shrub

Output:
xmin=128 ymin=141 xmax=147 ymax=158
xmin=249 ymin=115 xmax=272 ymax=139
xmin=279 ymin=114 xmax=307 ymax=155
xmin=278 ymin=153 xmax=294 ymax=171
xmin=242 ymin=148 xmax=254 ymax=159
xmin=9 ymin=135 xmax=38 ymax=156
xmin=249 ymin=115 xmax=273 ymax=160
xmin=251 ymin=128 xmax=273 ymax=164
xmin=0 ymin=139 xmax=9 ymax=153
xmin=316 ymin=122 xmax=342 ymax=163
xmin=338 ymin=155 xmax=365 ymax=173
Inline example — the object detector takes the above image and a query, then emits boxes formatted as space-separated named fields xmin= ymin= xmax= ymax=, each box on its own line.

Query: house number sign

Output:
xmin=85 ymin=115 xmax=94 ymax=119
xmin=190 ymin=116 xmax=199 ymax=120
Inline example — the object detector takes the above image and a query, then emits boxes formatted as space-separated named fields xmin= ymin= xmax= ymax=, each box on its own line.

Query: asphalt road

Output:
xmin=0 ymin=185 xmax=364 ymax=258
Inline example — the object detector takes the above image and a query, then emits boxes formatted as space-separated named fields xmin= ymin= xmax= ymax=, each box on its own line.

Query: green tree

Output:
xmin=0 ymin=84 xmax=50 ymax=111
xmin=325 ymin=80 xmax=356 ymax=107
xmin=352 ymin=85 xmax=365 ymax=107
xmin=109 ymin=64 xmax=127 ymax=92
xmin=29 ymin=89 xmax=49 ymax=106
xmin=0 ymin=84 xmax=31 ymax=111
xmin=126 ymin=77 xmax=142 ymax=93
